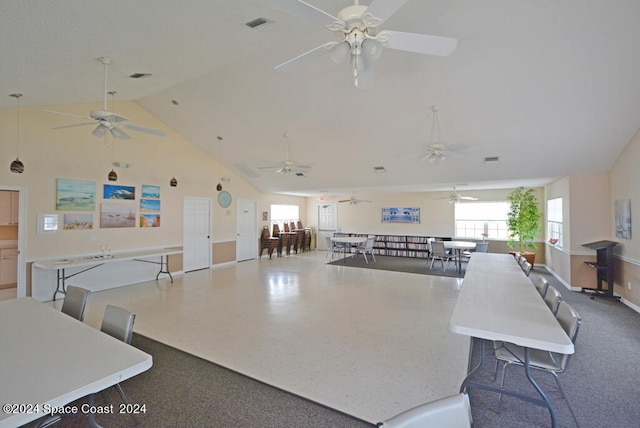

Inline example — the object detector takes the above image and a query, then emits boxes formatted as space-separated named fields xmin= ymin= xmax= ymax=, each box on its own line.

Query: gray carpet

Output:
xmin=25 ymin=266 xmax=639 ymax=428
xmin=328 ymin=254 xmax=466 ymax=277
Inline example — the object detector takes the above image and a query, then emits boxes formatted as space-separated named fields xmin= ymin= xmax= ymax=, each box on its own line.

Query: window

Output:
xmin=455 ymin=202 xmax=510 ymax=240
xmin=547 ymin=198 xmax=563 ymax=247
xmin=270 ymin=204 xmax=299 ymax=228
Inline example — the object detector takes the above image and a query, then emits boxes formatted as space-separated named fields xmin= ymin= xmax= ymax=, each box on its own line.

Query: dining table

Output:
xmin=0 ymin=298 xmax=153 ymax=428
xmin=443 ymin=240 xmax=477 ymax=273
xmin=449 ymin=253 xmax=573 ymax=427
xmin=330 ymin=236 xmax=367 ymax=262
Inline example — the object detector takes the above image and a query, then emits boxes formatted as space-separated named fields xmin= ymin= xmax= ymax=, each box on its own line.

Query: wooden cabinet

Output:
xmin=0 ymin=248 xmax=18 ymax=287
xmin=0 ymin=191 xmax=19 ymax=226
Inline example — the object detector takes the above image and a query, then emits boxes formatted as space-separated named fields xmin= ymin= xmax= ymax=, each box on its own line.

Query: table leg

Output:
xmin=460 ymin=338 xmax=559 ymax=428
xmin=86 ymin=394 xmax=104 ymax=428
xmin=155 ymin=255 xmax=174 ymax=283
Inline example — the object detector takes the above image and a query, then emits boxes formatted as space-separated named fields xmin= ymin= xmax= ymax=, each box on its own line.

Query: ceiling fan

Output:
xmin=259 ymin=133 xmax=311 ymax=176
xmin=266 ymin=0 xmax=458 ymax=87
xmin=43 ymin=57 xmax=166 ymax=140
xmin=420 ymin=106 xmax=465 ymax=164
xmin=435 ymin=187 xmax=478 ymax=204
xmin=338 ymin=196 xmax=372 ymax=205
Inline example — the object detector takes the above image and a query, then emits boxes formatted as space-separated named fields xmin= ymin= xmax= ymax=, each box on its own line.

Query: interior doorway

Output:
xmin=0 ymin=186 xmax=26 ymax=300
xmin=236 ymin=199 xmax=257 ymax=262
xmin=183 ymin=197 xmax=212 ymax=272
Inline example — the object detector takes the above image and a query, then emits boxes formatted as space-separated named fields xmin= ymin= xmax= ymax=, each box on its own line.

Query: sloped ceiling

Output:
xmin=2 ymin=0 xmax=640 ymax=196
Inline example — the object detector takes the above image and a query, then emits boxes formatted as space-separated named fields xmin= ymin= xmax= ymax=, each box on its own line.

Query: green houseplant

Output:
xmin=506 ymin=187 xmax=542 ymax=264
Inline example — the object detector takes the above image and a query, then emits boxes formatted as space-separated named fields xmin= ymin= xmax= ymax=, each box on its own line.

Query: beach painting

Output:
xmin=140 ymin=199 xmax=160 ymax=213
xmin=100 ymin=203 xmax=136 ymax=228
xmin=104 ymin=184 xmax=135 ymax=200
xmin=140 ymin=213 xmax=161 ymax=227
xmin=141 ymin=184 xmax=160 ymax=199
xmin=56 ymin=179 xmax=96 ymax=211
xmin=140 ymin=198 xmax=160 ymax=227
xmin=382 ymin=207 xmax=421 ymax=224
xmin=64 ymin=213 xmax=94 ymax=230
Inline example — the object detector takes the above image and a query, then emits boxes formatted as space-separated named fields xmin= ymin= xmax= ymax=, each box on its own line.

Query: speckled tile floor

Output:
xmin=55 ymin=251 xmax=469 ymax=424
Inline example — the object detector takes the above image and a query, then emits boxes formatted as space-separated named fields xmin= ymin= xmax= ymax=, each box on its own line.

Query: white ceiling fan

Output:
xmin=266 ymin=0 xmax=458 ymax=87
xmin=259 ymin=133 xmax=311 ymax=176
xmin=435 ymin=187 xmax=478 ymax=204
xmin=338 ymin=196 xmax=371 ymax=205
xmin=43 ymin=57 xmax=166 ymax=140
xmin=420 ymin=106 xmax=465 ymax=164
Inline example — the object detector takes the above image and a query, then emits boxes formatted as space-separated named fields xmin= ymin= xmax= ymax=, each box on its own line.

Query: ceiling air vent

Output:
xmin=246 ymin=17 xmax=269 ymax=28
xmin=484 ymin=156 xmax=499 ymax=164
xmin=129 ymin=73 xmax=151 ymax=79
xmin=295 ymin=172 xmax=305 ymax=177
xmin=373 ymin=166 xmax=387 ymax=173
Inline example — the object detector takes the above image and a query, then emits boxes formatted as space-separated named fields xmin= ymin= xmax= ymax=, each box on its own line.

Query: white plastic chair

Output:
xmin=378 ymin=393 xmax=472 ymax=428
xmin=429 ymin=240 xmax=454 ymax=271
xmin=354 ymin=236 xmax=376 ymax=263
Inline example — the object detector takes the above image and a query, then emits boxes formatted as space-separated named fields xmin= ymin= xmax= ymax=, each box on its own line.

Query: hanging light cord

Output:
xmin=11 ymin=94 xmax=23 ymax=156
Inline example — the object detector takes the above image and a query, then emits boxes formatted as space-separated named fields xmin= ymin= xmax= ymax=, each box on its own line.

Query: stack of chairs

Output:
xmin=259 ymin=226 xmax=279 ymax=259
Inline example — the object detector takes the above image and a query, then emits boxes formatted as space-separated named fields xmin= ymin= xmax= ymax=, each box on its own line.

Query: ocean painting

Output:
xmin=100 ymin=203 xmax=136 ymax=228
xmin=382 ymin=207 xmax=420 ymax=224
xmin=104 ymin=184 xmax=135 ymax=200
xmin=64 ymin=213 xmax=94 ymax=230
xmin=141 ymin=185 xmax=160 ymax=199
xmin=56 ymin=179 xmax=96 ymax=211
xmin=140 ymin=213 xmax=160 ymax=227
xmin=140 ymin=199 xmax=160 ymax=213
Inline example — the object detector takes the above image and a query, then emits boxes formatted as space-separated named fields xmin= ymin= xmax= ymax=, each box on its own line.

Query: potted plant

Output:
xmin=506 ymin=187 xmax=542 ymax=265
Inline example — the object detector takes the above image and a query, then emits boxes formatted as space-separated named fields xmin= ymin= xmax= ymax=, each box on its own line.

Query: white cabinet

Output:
xmin=0 ymin=192 xmax=17 ymax=225
xmin=0 ymin=248 xmax=18 ymax=287
xmin=0 ymin=191 xmax=19 ymax=226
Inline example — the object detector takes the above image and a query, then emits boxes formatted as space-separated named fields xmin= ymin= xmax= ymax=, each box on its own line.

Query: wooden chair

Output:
xmin=272 ymin=224 xmax=283 ymax=257
xmin=303 ymin=228 xmax=312 ymax=252
xmin=259 ymin=226 xmax=279 ymax=259
xmin=296 ymin=220 xmax=303 ymax=229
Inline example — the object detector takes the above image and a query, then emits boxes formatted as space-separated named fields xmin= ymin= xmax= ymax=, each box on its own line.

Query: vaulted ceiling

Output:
xmin=3 ymin=0 xmax=640 ymax=196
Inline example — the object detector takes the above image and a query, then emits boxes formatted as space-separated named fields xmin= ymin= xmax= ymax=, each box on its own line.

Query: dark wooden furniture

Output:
xmin=582 ymin=240 xmax=619 ymax=300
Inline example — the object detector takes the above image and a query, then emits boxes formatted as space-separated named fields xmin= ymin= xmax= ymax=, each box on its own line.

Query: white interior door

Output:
xmin=183 ymin=197 xmax=211 ymax=272
xmin=236 ymin=199 xmax=257 ymax=262
xmin=317 ymin=204 xmax=337 ymax=250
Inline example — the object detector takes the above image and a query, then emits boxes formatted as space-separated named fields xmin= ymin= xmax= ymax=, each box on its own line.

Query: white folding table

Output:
xmin=0 ymin=298 xmax=152 ymax=428
xmin=449 ymin=253 xmax=573 ymax=427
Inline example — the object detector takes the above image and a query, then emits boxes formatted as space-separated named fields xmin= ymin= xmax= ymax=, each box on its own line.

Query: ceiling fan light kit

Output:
xmin=268 ymin=0 xmax=457 ymax=87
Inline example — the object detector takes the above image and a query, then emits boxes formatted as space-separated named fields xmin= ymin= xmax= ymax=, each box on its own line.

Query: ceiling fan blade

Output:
xmin=92 ymin=124 xmax=106 ymax=138
xmin=442 ymin=150 xmax=464 ymax=159
xmin=122 ymin=123 xmax=166 ymax=137
xmin=385 ymin=30 xmax=458 ymax=56
xmin=264 ymin=0 xmax=343 ymax=27
xmin=43 ymin=109 xmax=94 ymax=121
xmin=275 ymin=42 xmax=338 ymax=72
xmin=109 ymin=126 xmax=131 ymax=140
xmin=460 ymin=196 xmax=478 ymax=201
xmin=364 ymin=0 xmax=409 ymax=26
xmin=52 ymin=121 xmax=96 ymax=130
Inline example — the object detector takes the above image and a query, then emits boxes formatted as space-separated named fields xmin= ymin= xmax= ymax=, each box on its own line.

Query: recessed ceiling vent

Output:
xmin=373 ymin=166 xmax=387 ymax=173
xmin=295 ymin=172 xmax=305 ymax=177
xmin=246 ymin=17 xmax=269 ymax=28
xmin=484 ymin=156 xmax=500 ymax=164
xmin=129 ymin=73 xmax=151 ymax=79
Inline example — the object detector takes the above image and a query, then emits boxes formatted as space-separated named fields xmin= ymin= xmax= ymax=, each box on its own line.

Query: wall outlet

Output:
xmin=628 ymin=281 xmax=632 ymax=290
xmin=89 ymin=235 xmax=97 ymax=242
